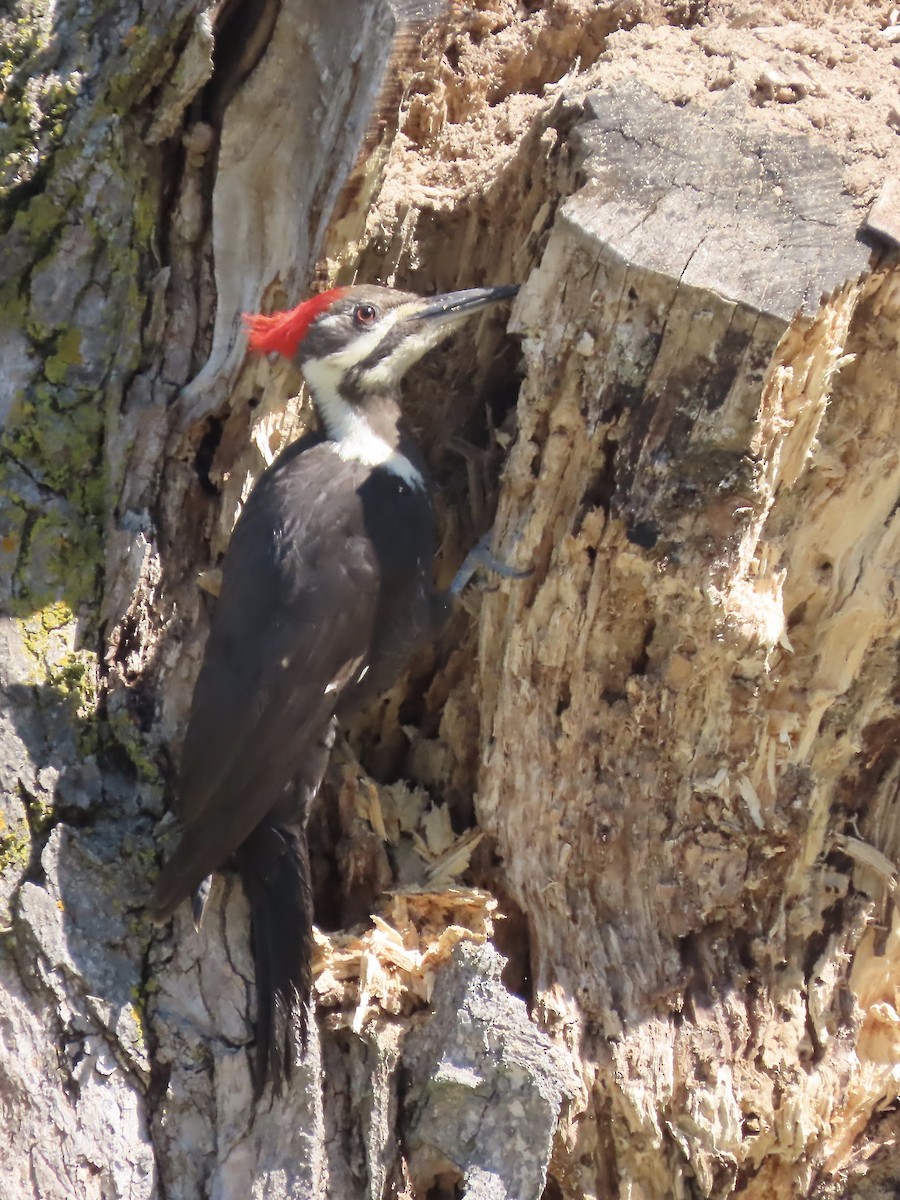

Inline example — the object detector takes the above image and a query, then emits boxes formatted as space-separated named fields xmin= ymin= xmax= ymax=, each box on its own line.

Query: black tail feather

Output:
xmin=235 ymin=820 xmax=313 ymax=1095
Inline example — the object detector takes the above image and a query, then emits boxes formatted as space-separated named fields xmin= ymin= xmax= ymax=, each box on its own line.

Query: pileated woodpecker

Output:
xmin=153 ymin=283 xmax=518 ymax=1091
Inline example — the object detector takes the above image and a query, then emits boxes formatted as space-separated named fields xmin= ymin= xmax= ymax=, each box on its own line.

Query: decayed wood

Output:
xmin=477 ymin=81 xmax=899 ymax=1199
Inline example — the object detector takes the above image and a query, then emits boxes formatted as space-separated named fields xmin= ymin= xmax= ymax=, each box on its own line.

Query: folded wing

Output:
xmin=153 ymin=443 xmax=378 ymax=918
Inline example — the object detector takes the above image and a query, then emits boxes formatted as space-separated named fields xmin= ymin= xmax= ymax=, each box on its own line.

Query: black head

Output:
xmin=245 ymin=284 xmax=518 ymax=398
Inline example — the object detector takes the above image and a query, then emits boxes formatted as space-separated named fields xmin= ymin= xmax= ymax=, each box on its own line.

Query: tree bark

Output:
xmin=2 ymin=1 xmax=899 ymax=1198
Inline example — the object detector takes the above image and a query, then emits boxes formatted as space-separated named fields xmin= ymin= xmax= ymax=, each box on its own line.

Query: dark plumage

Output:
xmin=153 ymin=284 xmax=517 ymax=1092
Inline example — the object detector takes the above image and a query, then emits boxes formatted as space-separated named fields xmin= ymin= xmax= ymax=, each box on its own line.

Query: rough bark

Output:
xmin=480 ymin=86 xmax=894 ymax=1200
xmin=2 ymin=1 xmax=900 ymax=1198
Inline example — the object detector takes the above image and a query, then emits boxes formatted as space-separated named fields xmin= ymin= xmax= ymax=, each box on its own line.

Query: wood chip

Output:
xmin=312 ymin=886 xmax=497 ymax=1028
xmin=424 ymin=829 xmax=485 ymax=886
xmin=834 ymin=835 xmax=899 ymax=896
xmin=196 ymin=568 xmax=222 ymax=597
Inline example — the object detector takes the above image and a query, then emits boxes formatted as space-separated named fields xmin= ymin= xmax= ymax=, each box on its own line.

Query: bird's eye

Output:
xmin=354 ymin=304 xmax=378 ymax=326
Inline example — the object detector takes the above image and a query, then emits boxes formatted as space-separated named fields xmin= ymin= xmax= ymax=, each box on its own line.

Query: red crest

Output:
xmin=243 ymin=288 xmax=347 ymax=357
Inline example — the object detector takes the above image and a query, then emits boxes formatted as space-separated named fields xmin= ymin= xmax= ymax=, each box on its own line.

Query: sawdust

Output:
xmin=374 ymin=0 xmax=899 ymax=228
xmin=597 ymin=1 xmax=900 ymax=208
xmin=350 ymin=772 xmax=485 ymax=885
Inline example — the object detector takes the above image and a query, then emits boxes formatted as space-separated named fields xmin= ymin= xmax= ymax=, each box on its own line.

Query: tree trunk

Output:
xmin=2 ymin=1 xmax=899 ymax=1197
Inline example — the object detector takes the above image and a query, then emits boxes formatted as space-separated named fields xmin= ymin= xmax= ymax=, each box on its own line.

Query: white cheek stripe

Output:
xmin=359 ymin=324 xmax=451 ymax=388
xmin=317 ymin=305 xmax=412 ymax=370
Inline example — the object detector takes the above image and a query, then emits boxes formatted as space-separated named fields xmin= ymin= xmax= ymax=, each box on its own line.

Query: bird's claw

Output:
xmin=449 ymin=532 xmax=532 ymax=599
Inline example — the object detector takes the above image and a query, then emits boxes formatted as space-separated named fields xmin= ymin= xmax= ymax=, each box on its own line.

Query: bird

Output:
xmin=152 ymin=282 xmax=519 ymax=1093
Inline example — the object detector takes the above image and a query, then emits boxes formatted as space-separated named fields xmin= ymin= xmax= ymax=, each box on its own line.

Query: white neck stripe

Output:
xmin=300 ymin=302 xmax=427 ymax=490
xmin=307 ymin=383 xmax=424 ymax=489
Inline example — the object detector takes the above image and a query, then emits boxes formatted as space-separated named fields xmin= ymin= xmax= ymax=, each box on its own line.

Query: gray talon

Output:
xmin=450 ymin=532 xmax=532 ymax=598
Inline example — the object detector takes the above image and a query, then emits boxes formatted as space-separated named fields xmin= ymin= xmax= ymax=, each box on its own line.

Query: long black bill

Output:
xmin=414 ymin=284 xmax=519 ymax=322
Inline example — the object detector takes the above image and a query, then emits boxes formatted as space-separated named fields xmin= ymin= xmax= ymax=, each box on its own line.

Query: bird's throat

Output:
xmin=309 ymin=383 xmax=425 ymax=490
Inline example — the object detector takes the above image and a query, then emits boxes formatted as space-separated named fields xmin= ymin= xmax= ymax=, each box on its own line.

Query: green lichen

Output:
xmin=101 ymin=17 xmax=190 ymax=115
xmin=126 ymin=892 xmax=156 ymax=939
xmin=126 ymin=999 xmax=149 ymax=1055
xmin=106 ymin=708 xmax=163 ymax=785
xmin=16 ymin=601 xmax=99 ymax=716
xmin=19 ymin=597 xmax=71 ymax=640
xmin=133 ymin=187 xmax=157 ymax=249
xmin=0 ymin=812 xmax=31 ymax=874
xmin=6 ymin=602 xmax=102 ymax=819
xmin=0 ymin=5 xmax=83 ymax=200
xmin=1 ymin=334 xmax=105 ymax=644
xmin=5 ymin=377 xmax=104 ymax=517
xmin=7 ymin=509 xmax=101 ymax=619
xmin=44 ymin=327 xmax=82 ymax=382
xmin=0 ymin=1 xmax=169 ymax=815
xmin=11 ymin=190 xmax=66 ymax=239
xmin=24 ymin=788 xmax=54 ymax=835
xmin=126 ymin=981 xmax=155 ymax=1062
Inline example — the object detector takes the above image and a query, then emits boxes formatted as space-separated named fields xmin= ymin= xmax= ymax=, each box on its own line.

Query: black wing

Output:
xmin=154 ymin=441 xmax=378 ymax=917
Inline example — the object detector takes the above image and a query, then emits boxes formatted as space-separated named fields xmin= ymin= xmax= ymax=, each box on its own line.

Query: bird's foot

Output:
xmin=449 ymin=531 xmax=532 ymax=599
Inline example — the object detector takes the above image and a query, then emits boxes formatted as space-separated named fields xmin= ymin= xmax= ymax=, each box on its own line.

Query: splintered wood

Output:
xmin=350 ymin=771 xmax=485 ymax=885
xmin=316 ymin=769 xmax=494 ymax=1030
xmin=313 ymin=887 xmax=496 ymax=1031
xmin=474 ymin=82 xmax=899 ymax=1200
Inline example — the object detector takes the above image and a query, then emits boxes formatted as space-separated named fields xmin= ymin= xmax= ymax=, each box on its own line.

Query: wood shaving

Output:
xmin=313 ymin=886 xmax=497 ymax=1029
